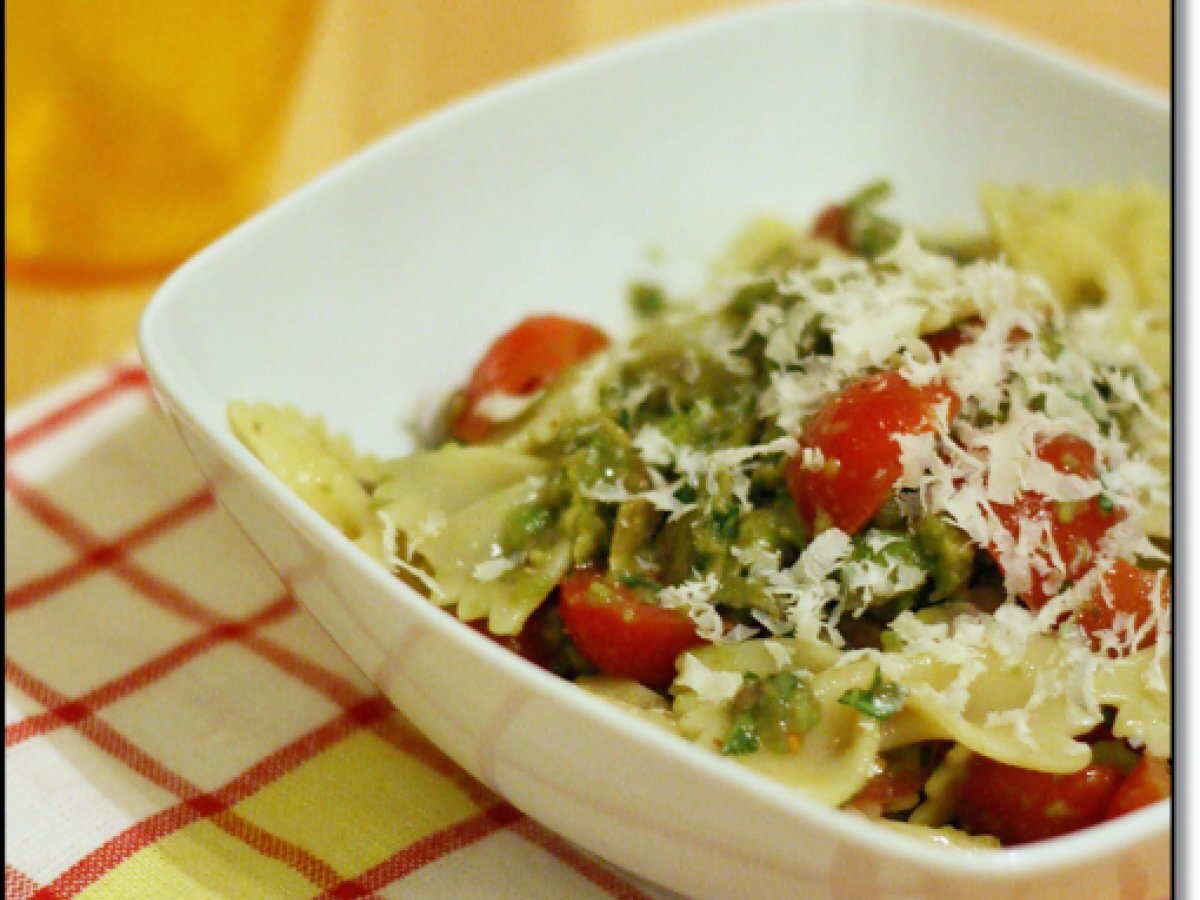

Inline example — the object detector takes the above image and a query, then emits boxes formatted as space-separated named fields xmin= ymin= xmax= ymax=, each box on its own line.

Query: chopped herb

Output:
xmin=616 ymin=572 xmax=661 ymax=591
xmin=1098 ymin=493 xmax=1115 ymax=514
xmin=720 ymin=714 xmax=761 ymax=755
xmin=713 ymin=505 xmax=741 ymax=541
xmin=674 ymin=483 xmax=698 ymax=504
xmin=844 ymin=180 xmax=900 ymax=259
xmin=1039 ymin=324 xmax=1065 ymax=359
xmin=723 ymin=279 xmax=779 ymax=321
xmin=629 ymin=282 xmax=667 ymax=318
xmin=838 ymin=667 xmax=905 ymax=721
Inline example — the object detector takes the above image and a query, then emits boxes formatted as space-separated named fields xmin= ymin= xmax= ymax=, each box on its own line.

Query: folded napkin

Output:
xmin=5 ymin=360 xmax=667 ymax=899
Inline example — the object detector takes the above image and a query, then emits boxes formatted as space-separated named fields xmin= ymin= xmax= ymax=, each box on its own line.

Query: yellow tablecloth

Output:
xmin=5 ymin=359 xmax=671 ymax=898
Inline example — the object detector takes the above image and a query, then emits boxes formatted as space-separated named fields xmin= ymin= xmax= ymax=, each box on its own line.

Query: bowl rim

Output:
xmin=139 ymin=0 xmax=1171 ymax=882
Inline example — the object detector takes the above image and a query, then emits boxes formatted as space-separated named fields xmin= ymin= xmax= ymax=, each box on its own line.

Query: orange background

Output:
xmin=5 ymin=0 xmax=1170 ymax=406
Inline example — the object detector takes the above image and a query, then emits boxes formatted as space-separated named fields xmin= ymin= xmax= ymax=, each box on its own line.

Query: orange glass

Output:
xmin=5 ymin=0 xmax=317 ymax=284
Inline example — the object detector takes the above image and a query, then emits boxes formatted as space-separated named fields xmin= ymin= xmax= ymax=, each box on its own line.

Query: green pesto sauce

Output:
xmin=487 ymin=183 xmax=1027 ymax=737
xmin=496 ymin=300 xmax=981 ymax=647
xmin=722 ymin=671 xmax=820 ymax=755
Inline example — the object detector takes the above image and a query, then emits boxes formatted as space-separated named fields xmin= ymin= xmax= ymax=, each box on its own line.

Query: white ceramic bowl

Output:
xmin=139 ymin=2 xmax=1170 ymax=897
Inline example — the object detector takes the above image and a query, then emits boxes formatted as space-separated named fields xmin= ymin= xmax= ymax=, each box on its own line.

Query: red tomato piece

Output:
xmin=557 ymin=571 xmax=707 ymax=689
xmin=923 ymin=319 xmax=1032 ymax=359
xmin=811 ymin=204 xmax=851 ymax=249
xmin=786 ymin=371 xmax=960 ymax=535
xmin=847 ymin=744 xmax=949 ymax=814
xmin=1077 ymin=560 xmax=1169 ymax=653
xmin=989 ymin=434 xmax=1124 ymax=608
xmin=849 ymin=771 xmax=922 ymax=813
xmin=452 ymin=315 xmax=610 ymax=443
xmin=957 ymin=756 xmax=1124 ymax=845
xmin=1105 ymin=755 xmax=1170 ymax=819
xmin=923 ymin=317 xmax=982 ymax=358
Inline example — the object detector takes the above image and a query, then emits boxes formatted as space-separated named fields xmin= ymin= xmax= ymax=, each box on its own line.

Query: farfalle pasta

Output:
xmin=232 ymin=183 xmax=1171 ymax=848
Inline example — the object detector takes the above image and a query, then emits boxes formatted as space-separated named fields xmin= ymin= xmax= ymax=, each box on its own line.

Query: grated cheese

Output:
xmin=473 ymin=556 xmax=518 ymax=581
xmin=676 ymin=652 xmax=744 ymax=704
xmin=657 ymin=573 xmax=725 ymax=642
xmin=475 ymin=390 xmax=545 ymax=423
xmin=571 ymin=227 xmax=1168 ymax=753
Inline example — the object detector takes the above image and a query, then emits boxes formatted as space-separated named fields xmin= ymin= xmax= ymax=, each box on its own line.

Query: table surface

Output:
xmin=5 ymin=0 xmax=1170 ymax=408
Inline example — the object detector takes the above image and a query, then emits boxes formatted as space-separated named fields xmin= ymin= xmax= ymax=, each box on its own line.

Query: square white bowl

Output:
xmin=140 ymin=2 xmax=1170 ymax=897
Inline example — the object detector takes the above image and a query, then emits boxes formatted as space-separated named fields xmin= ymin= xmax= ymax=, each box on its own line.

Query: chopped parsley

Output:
xmin=616 ymin=572 xmax=661 ymax=591
xmin=720 ymin=714 xmax=761 ymax=756
xmin=629 ymin=282 xmax=667 ymax=319
xmin=838 ymin=666 xmax=905 ymax=721
xmin=712 ymin=505 xmax=741 ymax=541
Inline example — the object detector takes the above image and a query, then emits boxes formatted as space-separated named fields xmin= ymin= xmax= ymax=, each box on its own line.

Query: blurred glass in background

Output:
xmin=5 ymin=0 xmax=317 ymax=284
xmin=3 ymin=0 xmax=1168 ymax=406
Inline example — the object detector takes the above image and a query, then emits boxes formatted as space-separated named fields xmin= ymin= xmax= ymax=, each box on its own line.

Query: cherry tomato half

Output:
xmin=957 ymin=755 xmax=1124 ymax=845
xmin=989 ymin=434 xmax=1124 ymax=608
xmin=1077 ymin=560 xmax=1169 ymax=654
xmin=1105 ymin=755 xmax=1170 ymax=820
xmin=786 ymin=371 xmax=960 ymax=535
xmin=452 ymin=315 xmax=609 ymax=443
xmin=847 ymin=744 xmax=949 ymax=815
xmin=558 ymin=570 xmax=706 ymax=689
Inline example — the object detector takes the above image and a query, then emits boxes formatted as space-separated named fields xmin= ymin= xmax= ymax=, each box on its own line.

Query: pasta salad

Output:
xmin=231 ymin=182 xmax=1171 ymax=849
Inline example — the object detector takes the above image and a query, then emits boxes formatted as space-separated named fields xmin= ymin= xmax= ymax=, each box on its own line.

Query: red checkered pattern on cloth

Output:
xmin=5 ymin=360 xmax=672 ymax=899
